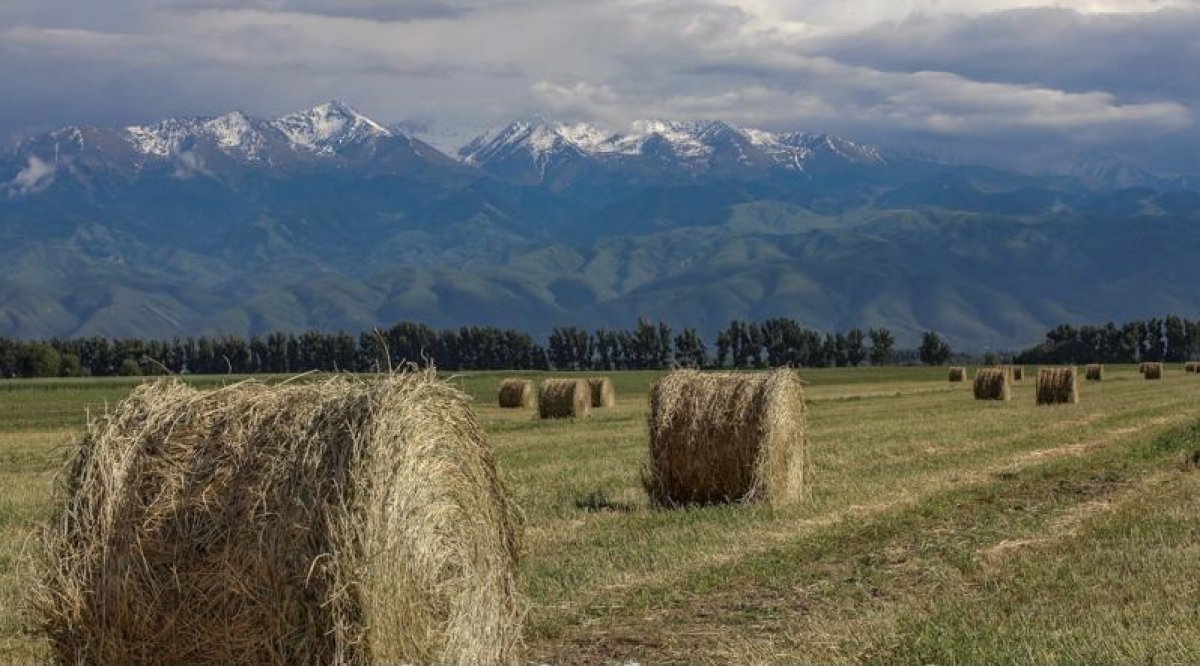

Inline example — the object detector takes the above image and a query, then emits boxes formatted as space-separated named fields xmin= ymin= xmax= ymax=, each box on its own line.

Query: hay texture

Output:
xmin=497 ymin=378 xmax=535 ymax=409
xmin=1143 ymin=362 xmax=1164 ymax=380
xmin=973 ymin=368 xmax=1011 ymax=401
xmin=588 ymin=377 xmax=616 ymax=408
xmin=31 ymin=373 xmax=522 ymax=666
xmin=1036 ymin=367 xmax=1079 ymax=405
xmin=1085 ymin=364 xmax=1104 ymax=381
xmin=538 ymin=378 xmax=590 ymax=419
xmin=644 ymin=369 xmax=808 ymax=507
xmin=948 ymin=367 xmax=968 ymax=382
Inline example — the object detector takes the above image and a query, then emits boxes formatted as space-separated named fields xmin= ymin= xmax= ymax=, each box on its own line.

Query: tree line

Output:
xmin=1015 ymin=317 xmax=1200 ymax=365
xmin=0 ymin=318 xmax=934 ymax=378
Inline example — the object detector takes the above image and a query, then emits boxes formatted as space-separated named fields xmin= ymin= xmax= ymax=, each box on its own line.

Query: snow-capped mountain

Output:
xmin=270 ymin=101 xmax=392 ymax=155
xmin=457 ymin=118 xmax=886 ymax=186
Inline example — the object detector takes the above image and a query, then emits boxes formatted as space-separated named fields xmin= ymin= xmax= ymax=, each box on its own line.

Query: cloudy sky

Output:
xmin=2 ymin=0 xmax=1198 ymax=172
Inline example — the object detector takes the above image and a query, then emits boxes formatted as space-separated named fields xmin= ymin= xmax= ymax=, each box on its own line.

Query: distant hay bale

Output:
xmin=538 ymin=378 xmax=590 ymax=419
xmin=1144 ymin=362 xmax=1163 ymax=380
xmin=1036 ymin=367 xmax=1079 ymax=405
xmin=1011 ymin=366 xmax=1024 ymax=382
xmin=1187 ymin=362 xmax=1200 ymax=374
xmin=644 ymin=369 xmax=809 ymax=507
xmin=948 ymin=366 xmax=967 ymax=382
xmin=587 ymin=377 xmax=616 ymax=408
xmin=973 ymin=368 xmax=1011 ymax=401
xmin=30 ymin=373 xmax=523 ymax=666
xmin=1085 ymin=364 xmax=1104 ymax=381
xmin=498 ymin=378 xmax=535 ymax=409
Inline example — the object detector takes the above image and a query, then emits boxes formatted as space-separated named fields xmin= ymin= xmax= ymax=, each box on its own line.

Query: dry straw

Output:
xmin=30 ymin=372 xmax=523 ymax=666
xmin=948 ymin=366 xmax=968 ymax=382
xmin=644 ymin=369 xmax=809 ymax=507
xmin=538 ymin=378 xmax=590 ymax=419
xmin=497 ymin=378 xmax=536 ymax=409
xmin=1036 ymin=367 xmax=1079 ymax=405
xmin=1085 ymin=364 xmax=1104 ymax=381
xmin=973 ymin=368 xmax=1011 ymax=401
xmin=587 ymin=377 xmax=616 ymax=408
xmin=1144 ymin=362 xmax=1163 ymax=380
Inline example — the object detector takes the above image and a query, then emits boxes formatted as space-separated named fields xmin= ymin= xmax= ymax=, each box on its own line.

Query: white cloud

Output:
xmin=9 ymin=155 xmax=55 ymax=195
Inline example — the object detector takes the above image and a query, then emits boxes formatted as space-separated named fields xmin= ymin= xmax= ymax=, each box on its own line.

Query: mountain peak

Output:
xmin=270 ymin=101 xmax=391 ymax=154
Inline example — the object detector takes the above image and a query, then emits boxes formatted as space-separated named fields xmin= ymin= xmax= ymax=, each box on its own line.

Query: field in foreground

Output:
xmin=2 ymin=366 xmax=1199 ymax=664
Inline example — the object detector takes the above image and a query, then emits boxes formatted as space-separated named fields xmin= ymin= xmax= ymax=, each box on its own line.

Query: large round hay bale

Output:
xmin=30 ymin=374 xmax=522 ymax=666
xmin=644 ymin=369 xmax=809 ymax=506
xmin=587 ymin=377 xmax=616 ymax=408
xmin=1085 ymin=364 xmax=1104 ymax=381
xmin=538 ymin=378 xmax=590 ymax=419
xmin=948 ymin=367 xmax=967 ymax=382
xmin=1036 ymin=367 xmax=1079 ymax=405
xmin=1144 ymin=362 xmax=1163 ymax=380
xmin=497 ymin=378 xmax=535 ymax=409
xmin=973 ymin=368 xmax=1011 ymax=401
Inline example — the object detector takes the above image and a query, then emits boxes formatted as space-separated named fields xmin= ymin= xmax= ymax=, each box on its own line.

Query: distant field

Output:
xmin=2 ymin=366 xmax=1200 ymax=663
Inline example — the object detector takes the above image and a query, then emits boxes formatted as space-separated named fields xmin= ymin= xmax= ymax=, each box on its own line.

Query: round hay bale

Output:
xmin=1144 ymin=362 xmax=1163 ymax=380
xmin=538 ymin=378 xmax=590 ymax=419
xmin=973 ymin=368 xmax=1011 ymax=401
xmin=948 ymin=367 xmax=967 ymax=382
xmin=1084 ymin=364 xmax=1104 ymax=381
xmin=587 ymin=377 xmax=616 ymax=408
xmin=1036 ymin=367 xmax=1079 ymax=405
xmin=30 ymin=373 xmax=523 ymax=666
xmin=1186 ymin=362 xmax=1200 ymax=374
xmin=497 ymin=378 xmax=536 ymax=409
xmin=644 ymin=369 xmax=809 ymax=507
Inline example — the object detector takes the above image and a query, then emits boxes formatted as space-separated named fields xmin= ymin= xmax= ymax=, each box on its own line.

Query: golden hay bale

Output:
xmin=644 ymin=369 xmax=808 ymax=507
xmin=948 ymin=367 xmax=968 ymax=382
xmin=30 ymin=373 xmax=523 ymax=666
xmin=1143 ymin=362 xmax=1163 ymax=380
xmin=497 ymin=378 xmax=535 ymax=409
xmin=1036 ymin=367 xmax=1079 ymax=405
xmin=587 ymin=377 xmax=616 ymax=408
xmin=1085 ymin=364 xmax=1104 ymax=381
xmin=973 ymin=368 xmax=1011 ymax=401
xmin=538 ymin=378 xmax=590 ymax=419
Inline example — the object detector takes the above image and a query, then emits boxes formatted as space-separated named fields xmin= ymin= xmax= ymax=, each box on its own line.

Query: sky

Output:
xmin=2 ymin=0 xmax=1198 ymax=172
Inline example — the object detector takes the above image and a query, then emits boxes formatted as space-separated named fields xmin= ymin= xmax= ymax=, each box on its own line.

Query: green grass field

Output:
xmin=2 ymin=366 xmax=1200 ymax=664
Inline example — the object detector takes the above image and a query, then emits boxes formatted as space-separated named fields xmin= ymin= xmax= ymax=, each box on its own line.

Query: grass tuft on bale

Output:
xmin=498 ymin=378 xmax=536 ymax=409
xmin=587 ymin=377 xmax=616 ymax=408
xmin=973 ymin=368 xmax=1011 ymax=401
xmin=29 ymin=372 xmax=523 ymax=666
xmin=1085 ymin=364 xmax=1104 ymax=382
xmin=644 ymin=369 xmax=809 ymax=507
xmin=538 ymin=379 xmax=590 ymax=419
xmin=948 ymin=367 xmax=968 ymax=382
xmin=1143 ymin=362 xmax=1164 ymax=380
xmin=1036 ymin=367 xmax=1079 ymax=405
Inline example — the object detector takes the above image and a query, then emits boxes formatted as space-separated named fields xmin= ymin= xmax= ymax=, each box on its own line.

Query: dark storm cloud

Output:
xmin=0 ymin=0 xmax=1195 ymax=172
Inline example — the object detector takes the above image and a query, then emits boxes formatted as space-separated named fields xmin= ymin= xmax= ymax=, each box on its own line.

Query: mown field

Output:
xmin=2 ymin=366 xmax=1199 ymax=664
